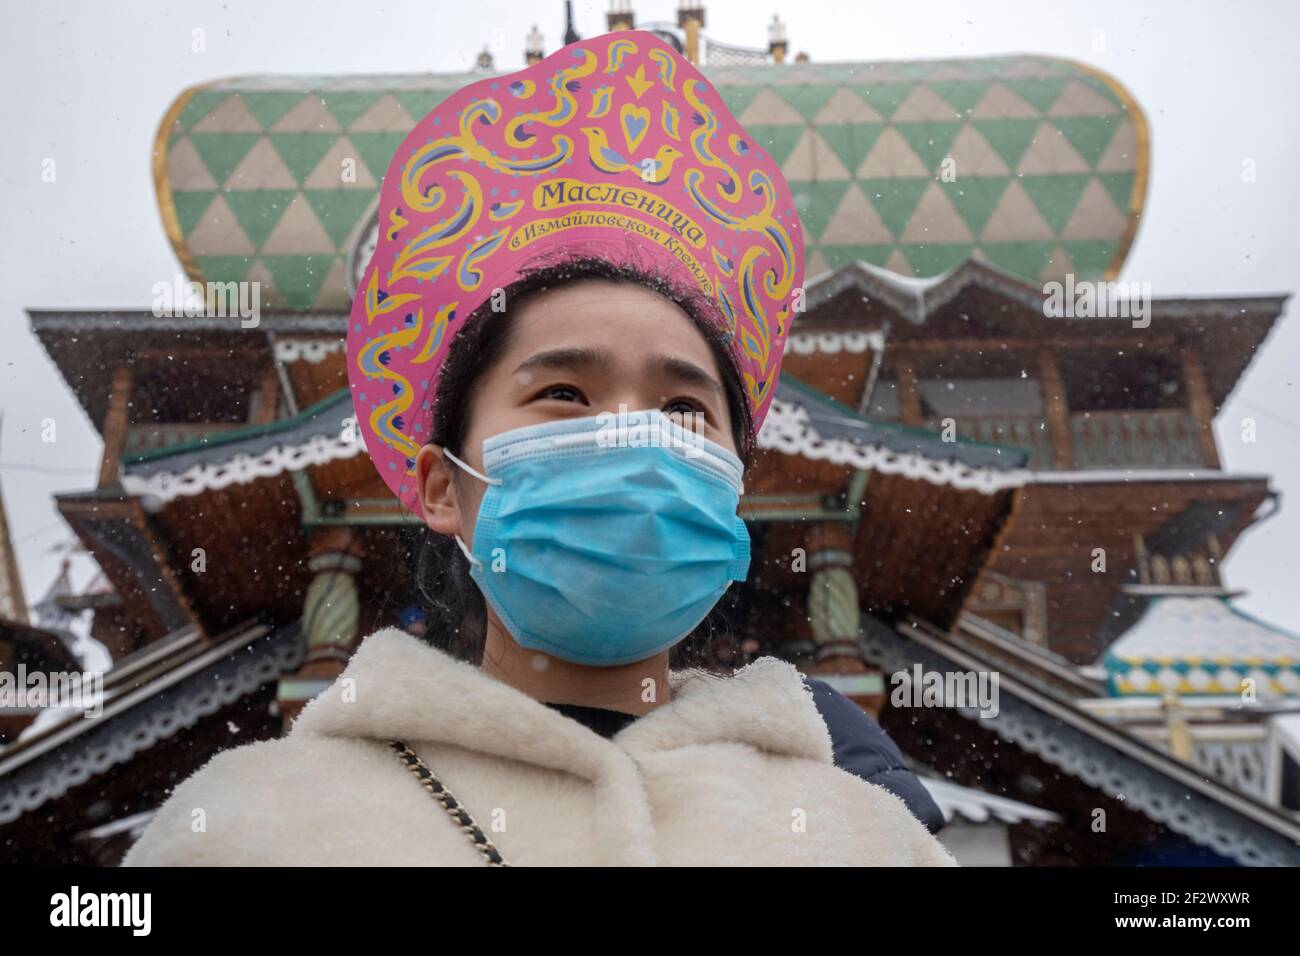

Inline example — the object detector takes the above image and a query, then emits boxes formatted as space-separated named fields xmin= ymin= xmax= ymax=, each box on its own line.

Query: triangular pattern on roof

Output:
xmin=155 ymin=53 xmax=1147 ymax=309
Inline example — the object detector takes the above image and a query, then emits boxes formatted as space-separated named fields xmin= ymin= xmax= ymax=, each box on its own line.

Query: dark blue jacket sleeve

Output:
xmin=803 ymin=676 xmax=946 ymax=834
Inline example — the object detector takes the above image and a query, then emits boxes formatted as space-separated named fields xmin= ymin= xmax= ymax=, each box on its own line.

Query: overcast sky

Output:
xmin=1 ymin=0 xmax=1297 ymax=630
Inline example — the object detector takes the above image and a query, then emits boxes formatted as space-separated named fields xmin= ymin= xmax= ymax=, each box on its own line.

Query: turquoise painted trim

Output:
xmin=845 ymin=470 xmax=870 ymax=518
xmin=292 ymin=469 xmax=321 ymax=524
xmin=815 ymin=672 xmax=887 ymax=695
xmin=276 ymin=678 xmax=336 ymax=701
xmin=122 ymin=388 xmax=352 ymax=465
xmin=302 ymin=512 xmax=424 ymax=528
xmin=742 ymin=507 xmax=856 ymax=522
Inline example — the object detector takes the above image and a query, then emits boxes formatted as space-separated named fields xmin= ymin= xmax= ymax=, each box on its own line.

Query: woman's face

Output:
xmin=418 ymin=279 xmax=737 ymax=545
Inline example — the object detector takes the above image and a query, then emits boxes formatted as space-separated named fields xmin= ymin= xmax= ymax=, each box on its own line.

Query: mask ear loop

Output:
xmin=451 ymin=532 xmax=483 ymax=571
xmin=439 ymin=448 xmax=499 ymax=571
xmin=441 ymin=448 xmax=502 ymax=486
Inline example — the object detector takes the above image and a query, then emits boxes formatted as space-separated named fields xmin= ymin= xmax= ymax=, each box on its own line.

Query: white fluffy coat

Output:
xmin=122 ymin=628 xmax=957 ymax=866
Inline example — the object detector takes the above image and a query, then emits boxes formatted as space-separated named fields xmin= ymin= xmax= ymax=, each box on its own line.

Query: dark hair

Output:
xmin=399 ymin=253 xmax=756 ymax=666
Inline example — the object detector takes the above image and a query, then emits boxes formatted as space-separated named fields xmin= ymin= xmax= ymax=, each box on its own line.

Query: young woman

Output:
xmin=123 ymin=31 xmax=955 ymax=867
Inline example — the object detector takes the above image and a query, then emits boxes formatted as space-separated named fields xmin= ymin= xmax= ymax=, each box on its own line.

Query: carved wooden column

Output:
xmin=1162 ymin=691 xmax=1195 ymax=761
xmin=276 ymin=528 xmax=364 ymax=728
xmin=805 ymin=523 xmax=885 ymax=719
xmin=1037 ymin=349 xmax=1073 ymax=470
xmin=250 ymin=364 xmax=280 ymax=425
xmin=1180 ymin=344 xmax=1221 ymax=469
xmin=894 ymin=359 xmax=925 ymax=427
xmin=98 ymin=365 xmax=134 ymax=487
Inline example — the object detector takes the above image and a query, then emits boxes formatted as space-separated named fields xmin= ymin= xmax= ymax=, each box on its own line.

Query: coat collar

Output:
xmin=291 ymin=627 xmax=834 ymax=778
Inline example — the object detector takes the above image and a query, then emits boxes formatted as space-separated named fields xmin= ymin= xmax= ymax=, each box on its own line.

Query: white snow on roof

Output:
xmin=851 ymin=258 xmax=956 ymax=296
xmin=75 ymin=808 xmax=155 ymax=842
xmin=841 ymin=259 xmax=956 ymax=319
xmin=1108 ymin=596 xmax=1300 ymax=664
xmin=922 ymin=777 xmax=1061 ymax=826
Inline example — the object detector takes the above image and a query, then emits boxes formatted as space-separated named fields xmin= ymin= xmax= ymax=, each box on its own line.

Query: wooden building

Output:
xmin=3 ymin=9 xmax=1298 ymax=865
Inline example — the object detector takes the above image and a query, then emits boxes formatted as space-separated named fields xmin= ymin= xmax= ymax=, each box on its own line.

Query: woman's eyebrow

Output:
xmin=650 ymin=354 xmax=724 ymax=395
xmin=513 ymin=347 xmax=614 ymax=377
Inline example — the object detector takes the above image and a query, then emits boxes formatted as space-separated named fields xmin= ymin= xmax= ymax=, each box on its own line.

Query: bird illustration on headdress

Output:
xmin=580 ymin=127 xmax=683 ymax=184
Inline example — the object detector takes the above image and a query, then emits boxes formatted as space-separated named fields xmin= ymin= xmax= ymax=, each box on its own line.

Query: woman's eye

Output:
xmin=664 ymin=398 xmax=705 ymax=421
xmin=540 ymin=384 xmax=586 ymax=403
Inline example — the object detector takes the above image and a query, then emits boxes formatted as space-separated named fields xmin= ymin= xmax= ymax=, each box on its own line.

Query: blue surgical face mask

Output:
xmin=443 ymin=410 xmax=751 ymax=667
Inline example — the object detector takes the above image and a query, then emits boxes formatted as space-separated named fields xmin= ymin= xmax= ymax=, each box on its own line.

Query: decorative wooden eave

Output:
xmin=742 ymin=374 xmax=1029 ymax=629
xmin=147 ymin=473 xmax=313 ymax=629
xmin=118 ymin=388 xmax=360 ymax=509
xmin=981 ymin=472 xmax=1275 ymax=663
xmin=953 ymin=611 xmax=1107 ymax=700
xmin=864 ymin=612 xmax=1300 ymax=866
xmin=30 ymin=253 xmax=1286 ymax=440
xmin=0 ymin=621 xmax=304 ymax=840
xmin=27 ymin=309 xmax=345 ymax=435
xmin=794 ymin=257 xmax=1289 ymax=413
xmin=759 ymin=373 xmax=1030 ymax=495
xmin=272 ymin=335 xmax=347 ymax=409
xmin=52 ymin=492 xmax=201 ymax=647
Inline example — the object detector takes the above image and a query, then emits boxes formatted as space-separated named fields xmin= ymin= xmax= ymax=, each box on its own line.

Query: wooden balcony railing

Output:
xmin=920 ymin=409 xmax=1207 ymax=470
xmin=1069 ymin=410 xmax=1205 ymax=469
xmin=923 ymin=414 xmax=1056 ymax=469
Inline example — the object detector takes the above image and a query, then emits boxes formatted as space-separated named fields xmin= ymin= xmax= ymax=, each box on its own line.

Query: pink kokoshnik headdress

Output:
xmin=347 ymin=29 xmax=805 ymax=510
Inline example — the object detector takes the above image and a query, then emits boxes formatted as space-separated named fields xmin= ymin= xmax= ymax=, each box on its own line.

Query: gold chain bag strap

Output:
xmin=388 ymin=739 xmax=510 ymax=866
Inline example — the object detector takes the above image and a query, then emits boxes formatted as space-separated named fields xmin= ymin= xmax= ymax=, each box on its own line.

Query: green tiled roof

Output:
xmin=155 ymin=54 xmax=1147 ymax=311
